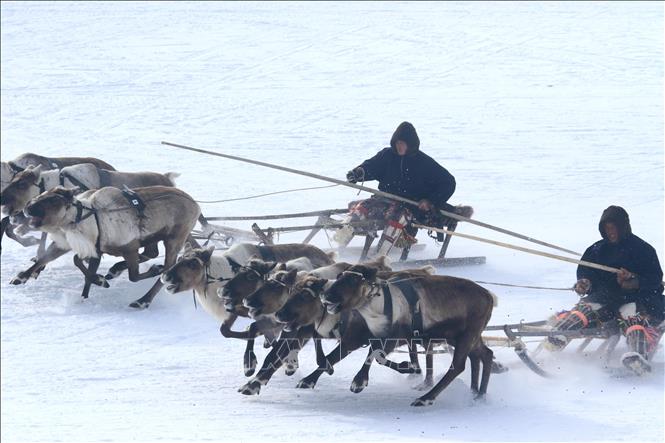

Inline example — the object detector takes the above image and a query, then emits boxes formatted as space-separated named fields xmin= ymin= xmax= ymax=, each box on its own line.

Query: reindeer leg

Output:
xmin=411 ymin=334 xmax=475 ymax=407
xmin=242 ymin=321 xmax=263 ymax=377
xmin=73 ymin=255 xmax=109 ymax=289
xmin=75 ymin=256 xmax=102 ymax=299
xmin=296 ymin=340 xmax=347 ymax=389
xmin=36 ymin=232 xmax=47 ymax=258
xmin=2 ymin=217 xmax=41 ymax=249
xmin=408 ymin=338 xmax=423 ymax=379
xmin=10 ymin=242 xmax=69 ymax=285
xmin=239 ymin=327 xmax=312 ymax=396
xmin=469 ymin=349 xmax=481 ymax=394
xmin=105 ymin=242 xmax=159 ymax=281
xmin=414 ymin=340 xmax=435 ymax=391
xmin=477 ymin=344 xmax=494 ymax=399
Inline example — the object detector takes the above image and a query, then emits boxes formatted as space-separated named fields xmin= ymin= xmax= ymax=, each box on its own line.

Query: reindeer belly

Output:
xmin=195 ymin=284 xmax=230 ymax=323
xmin=65 ymin=229 xmax=99 ymax=259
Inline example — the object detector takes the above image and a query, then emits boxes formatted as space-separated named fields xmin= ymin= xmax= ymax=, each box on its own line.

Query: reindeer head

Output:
xmin=275 ymin=275 xmax=329 ymax=332
xmin=161 ymin=244 xmax=215 ymax=293
xmin=22 ymin=185 xmax=77 ymax=230
xmin=321 ymin=264 xmax=378 ymax=314
xmin=0 ymin=161 xmax=18 ymax=193
xmin=1 ymin=165 xmax=44 ymax=216
xmin=243 ymin=268 xmax=299 ymax=318
xmin=218 ymin=257 xmax=277 ymax=311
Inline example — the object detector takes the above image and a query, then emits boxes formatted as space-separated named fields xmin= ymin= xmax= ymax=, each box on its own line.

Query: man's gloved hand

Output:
xmin=573 ymin=278 xmax=592 ymax=295
xmin=346 ymin=167 xmax=364 ymax=184
xmin=418 ymin=199 xmax=434 ymax=211
xmin=617 ymin=267 xmax=639 ymax=290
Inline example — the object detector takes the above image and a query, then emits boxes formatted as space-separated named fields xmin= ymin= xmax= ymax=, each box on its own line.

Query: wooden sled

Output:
xmin=484 ymin=320 xmax=623 ymax=378
xmin=202 ymin=208 xmax=486 ymax=267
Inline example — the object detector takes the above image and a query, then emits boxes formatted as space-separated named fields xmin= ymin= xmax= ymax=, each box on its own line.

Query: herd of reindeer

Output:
xmin=1 ymin=152 xmax=499 ymax=407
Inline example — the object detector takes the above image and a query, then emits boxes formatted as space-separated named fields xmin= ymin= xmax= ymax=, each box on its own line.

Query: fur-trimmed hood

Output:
xmin=598 ymin=205 xmax=632 ymax=241
xmin=390 ymin=121 xmax=420 ymax=155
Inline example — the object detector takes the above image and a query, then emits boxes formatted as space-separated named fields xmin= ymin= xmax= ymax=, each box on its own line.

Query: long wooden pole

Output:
xmin=413 ymin=224 xmax=665 ymax=283
xmin=162 ymin=141 xmax=581 ymax=256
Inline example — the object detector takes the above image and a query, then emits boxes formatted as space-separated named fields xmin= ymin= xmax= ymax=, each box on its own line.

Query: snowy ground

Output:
xmin=1 ymin=2 xmax=663 ymax=442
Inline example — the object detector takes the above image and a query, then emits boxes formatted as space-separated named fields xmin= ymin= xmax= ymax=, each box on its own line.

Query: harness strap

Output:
xmin=382 ymin=284 xmax=393 ymax=325
xmin=393 ymin=279 xmax=424 ymax=337
xmin=569 ymin=310 xmax=589 ymax=328
xmin=8 ymin=161 xmax=25 ymax=172
xmin=121 ymin=186 xmax=146 ymax=218
xmin=59 ymin=171 xmax=90 ymax=191
xmin=73 ymin=200 xmax=97 ymax=224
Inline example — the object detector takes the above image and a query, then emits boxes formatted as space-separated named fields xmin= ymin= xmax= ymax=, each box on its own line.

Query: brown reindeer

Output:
xmin=18 ymin=185 xmax=200 ymax=308
xmin=320 ymin=264 xmax=497 ymax=406
xmin=236 ymin=266 xmax=435 ymax=396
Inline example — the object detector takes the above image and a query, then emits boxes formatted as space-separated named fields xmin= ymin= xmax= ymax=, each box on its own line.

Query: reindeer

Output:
xmin=1 ymin=154 xmax=115 ymax=250
xmin=236 ymin=266 xmax=435 ymax=396
xmin=1 ymin=163 xmax=178 ymax=262
xmin=17 ymin=185 xmax=200 ymax=308
xmin=319 ymin=264 xmax=497 ymax=406
xmin=160 ymin=243 xmax=335 ymax=375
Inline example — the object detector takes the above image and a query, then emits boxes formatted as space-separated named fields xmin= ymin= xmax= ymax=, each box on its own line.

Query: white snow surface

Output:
xmin=1 ymin=2 xmax=663 ymax=442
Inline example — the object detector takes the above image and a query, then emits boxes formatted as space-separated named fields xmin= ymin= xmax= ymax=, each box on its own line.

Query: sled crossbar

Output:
xmin=205 ymin=209 xmax=348 ymax=221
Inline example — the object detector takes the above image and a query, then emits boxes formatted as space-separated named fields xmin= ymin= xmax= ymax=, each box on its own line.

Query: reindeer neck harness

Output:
xmin=59 ymin=171 xmax=90 ymax=191
xmin=71 ymin=200 xmax=102 ymax=255
xmin=364 ymin=275 xmax=424 ymax=338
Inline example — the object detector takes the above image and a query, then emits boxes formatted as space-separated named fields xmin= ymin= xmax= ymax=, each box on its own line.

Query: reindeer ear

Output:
xmin=200 ymin=245 xmax=215 ymax=263
xmin=53 ymin=186 xmax=77 ymax=201
xmin=227 ymin=256 xmax=242 ymax=273
xmin=275 ymin=262 xmax=287 ymax=271
xmin=183 ymin=242 xmax=193 ymax=254
xmin=363 ymin=267 xmax=378 ymax=282
xmin=312 ymin=278 xmax=328 ymax=290
xmin=284 ymin=268 xmax=298 ymax=285
xmin=32 ymin=164 xmax=44 ymax=175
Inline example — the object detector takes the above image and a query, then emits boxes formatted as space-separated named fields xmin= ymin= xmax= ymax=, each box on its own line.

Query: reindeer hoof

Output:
xmin=238 ymin=380 xmax=261 ymax=395
xmin=395 ymin=361 xmax=418 ymax=374
xmin=30 ymin=256 xmax=38 ymax=263
xmin=129 ymin=300 xmax=150 ymax=309
xmin=296 ymin=378 xmax=316 ymax=389
xmin=93 ymin=275 xmax=110 ymax=288
xmin=10 ymin=275 xmax=27 ymax=285
xmin=284 ymin=364 xmax=298 ymax=376
xmin=244 ymin=352 xmax=257 ymax=377
xmin=148 ymin=264 xmax=164 ymax=276
xmin=350 ymin=377 xmax=368 ymax=393
xmin=411 ymin=397 xmax=434 ymax=407
xmin=473 ymin=393 xmax=487 ymax=402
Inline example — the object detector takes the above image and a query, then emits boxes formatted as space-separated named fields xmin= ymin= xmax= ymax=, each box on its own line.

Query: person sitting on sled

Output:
xmin=547 ymin=205 xmax=664 ymax=374
xmin=338 ymin=121 xmax=471 ymax=252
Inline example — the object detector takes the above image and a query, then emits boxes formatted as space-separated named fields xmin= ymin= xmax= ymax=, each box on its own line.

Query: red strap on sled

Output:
xmin=387 ymin=220 xmax=404 ymax=230
xmin=569 ymin=310 xmax=589 ymax=327
xmin=625 ymin=324 xmax=660 ymax=345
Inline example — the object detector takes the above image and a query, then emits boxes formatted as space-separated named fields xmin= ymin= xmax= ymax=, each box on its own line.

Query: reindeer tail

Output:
xmin=165 ymin=172 xmax=181 ymax=186
xmin=489 ymin=290 xmax=499 ymax=308
xmin=420 ymin=265 xmax=437 ymax=275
